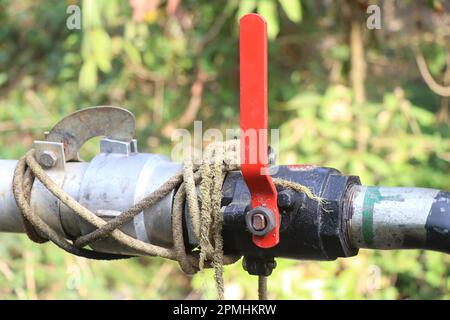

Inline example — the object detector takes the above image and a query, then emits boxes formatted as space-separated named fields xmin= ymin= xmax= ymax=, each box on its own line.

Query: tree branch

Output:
xmin=414 ymin=47 xmax=450 ymax=97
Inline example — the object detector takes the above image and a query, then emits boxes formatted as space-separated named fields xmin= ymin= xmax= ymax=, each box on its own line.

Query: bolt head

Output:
xmin=39 ymin=151 xmax=57 ymax=168
xmin=245 ymin=206 xmax=276 ymax=236
xmin=252 ymin=213 xmax=267 ymax=231
xmin=277 ymin=190 xmax=293 ymax=209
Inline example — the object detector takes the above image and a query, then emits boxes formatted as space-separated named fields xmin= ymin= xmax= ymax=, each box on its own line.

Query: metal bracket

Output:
xmin=29 ymin=106 xmax=139 ymax=245
xmin=45 ymin=106 xmax=136 ymax=162
xmin=100 ymin=138 xmax=138 ymax=156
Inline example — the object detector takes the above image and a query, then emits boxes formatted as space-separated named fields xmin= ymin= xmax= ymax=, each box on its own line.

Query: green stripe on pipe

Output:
xmin=362 ymin=187 xmax=403 ymax=246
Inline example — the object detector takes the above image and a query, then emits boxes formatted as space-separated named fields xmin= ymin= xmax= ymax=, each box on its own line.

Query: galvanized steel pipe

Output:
xmin=349 ymin=186 xmax=450 ymax=253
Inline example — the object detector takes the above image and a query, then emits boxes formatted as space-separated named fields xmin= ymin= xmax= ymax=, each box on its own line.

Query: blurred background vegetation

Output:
xmin=0 ymin=0 xmax=449 ymax=299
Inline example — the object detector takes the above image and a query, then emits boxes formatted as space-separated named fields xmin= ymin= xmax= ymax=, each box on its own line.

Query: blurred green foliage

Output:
xmin=0 ymin=0 xmax=449 ymax=299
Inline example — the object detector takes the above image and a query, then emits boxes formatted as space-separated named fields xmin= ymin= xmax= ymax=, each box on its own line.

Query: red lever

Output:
xmin=240 ymin=13 xmax=279 ymax=248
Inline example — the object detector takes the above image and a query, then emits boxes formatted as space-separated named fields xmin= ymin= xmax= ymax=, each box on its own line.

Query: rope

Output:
xmin=12 ymin=140 xmax=323 ymax=300
xmin=258 ymin=276 xmax=268 ymax=300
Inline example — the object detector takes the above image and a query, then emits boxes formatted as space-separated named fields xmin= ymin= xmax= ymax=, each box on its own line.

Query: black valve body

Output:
xmin=221 ymin=165 xmax=361 ymax=262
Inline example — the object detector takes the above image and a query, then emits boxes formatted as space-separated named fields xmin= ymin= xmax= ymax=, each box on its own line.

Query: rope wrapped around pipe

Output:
xmin=12 ymin=140 xmax=323 ymax=299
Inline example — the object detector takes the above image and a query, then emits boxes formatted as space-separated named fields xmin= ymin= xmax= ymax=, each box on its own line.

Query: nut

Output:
xmin=245 ymin=206 xmax=276 ymax=236
xmin=277 ymin=190 xmax=294 ymax=209
xmin=39 ymin=151 xmax=57 ymax=168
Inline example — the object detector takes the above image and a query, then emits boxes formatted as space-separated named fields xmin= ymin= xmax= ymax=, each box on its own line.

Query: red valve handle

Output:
xmin=239 ymin=13 xmax=279 ymax=248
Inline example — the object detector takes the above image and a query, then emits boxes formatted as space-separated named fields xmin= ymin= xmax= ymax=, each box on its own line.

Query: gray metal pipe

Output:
xmin=2 ymin=154 xmax=450 ymax=257
xmin=0 ymin=160 xmax=24 ymax=233
xmin=349 ymin=185 xmax=450 ymax=253
xmin=0 ymin=150 xmax=182 ymax=256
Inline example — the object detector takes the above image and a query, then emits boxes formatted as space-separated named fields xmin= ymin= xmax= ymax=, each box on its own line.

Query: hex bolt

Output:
xmin=252 ymin=213 xmax=267 ymax=231
xmin=39 ymin=151 xmax=57 ymax=168
xmin=245 ymin=206 xmax=276 ymax=236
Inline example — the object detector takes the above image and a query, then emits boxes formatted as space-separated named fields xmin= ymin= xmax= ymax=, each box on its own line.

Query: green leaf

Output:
xmin=124 ymin=41 xmax=142 ymax=66
xmin=0 ymin=73 xmax=8 ymax=87
xmin=429 ymin=47 xmax=446 ymax=76
xmin=82 ymin=0 xmax=102 ymax=29
xmin=90 ymin=28 xmax=112 ymax=73
xmin=330 ymin=44 xmax=349 ymax=61
xmin=257 ymin=0 xmax=279 ymax=39
xmin=237 ymin=0 xmax=257 ymax=20
xmin=279 ymin=0 xmax=302 ymax=23
xmin=284 ymin=92 xmax=322 ymax=110
xmin=103 ymin=0 xmax=120 ymax=26
xmin=79 ymin=58 xmax=98 ymax=92
xmin=411 ymin=105 xmax=435 ymax=126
